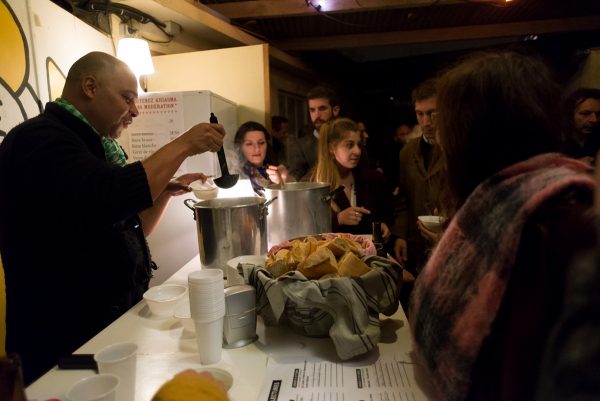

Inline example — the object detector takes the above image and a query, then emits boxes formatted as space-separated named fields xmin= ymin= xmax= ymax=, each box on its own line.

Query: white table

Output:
xmin=27 ymin=255 xmax=437 ymax=401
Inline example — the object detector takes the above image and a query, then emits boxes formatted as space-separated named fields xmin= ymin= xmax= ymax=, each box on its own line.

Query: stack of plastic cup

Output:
xmin=188 ymin=269 xmax=226 ymax=364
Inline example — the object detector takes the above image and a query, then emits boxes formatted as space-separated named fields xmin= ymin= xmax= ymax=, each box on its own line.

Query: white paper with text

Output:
xmin=257 ymin=355 xmax=433 ymax=401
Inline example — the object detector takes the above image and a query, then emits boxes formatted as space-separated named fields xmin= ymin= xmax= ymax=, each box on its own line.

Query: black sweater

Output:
xmin=0 ymin=103 xmax=154 ymax=384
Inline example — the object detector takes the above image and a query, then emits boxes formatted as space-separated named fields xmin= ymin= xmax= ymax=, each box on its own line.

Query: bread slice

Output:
xmin=297 ymin=247 xmax=338 ymax=279
xmin=266 ymin=259 xmax=293 ymax=278
xmin=323 ymin=237 xmax=360 ymax=258
xmin=266 ymin=249 xmax=293 ymax=278
xmin=338 ymin=252 xmax=370 ymax=278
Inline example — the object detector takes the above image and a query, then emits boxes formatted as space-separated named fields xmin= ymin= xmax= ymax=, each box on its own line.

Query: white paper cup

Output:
xmin=191 ymin=306 xmax=226 ymax=322
xmin=188 ymin=296 xmax=225 ymax=319
xmin=189 ymin=270 xmax=226 ymax=321
xmin=194 ymin=317 xmax=224 ymax=364
xmin=189 ymin=269 xmax=224 ymax=284
xmin=94 ymin=343 xmax=137 ymax=401
xmin=66 ymin=374 xmax=119 ymax=401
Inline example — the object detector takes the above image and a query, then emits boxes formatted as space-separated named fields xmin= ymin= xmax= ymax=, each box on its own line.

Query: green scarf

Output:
xmin=54 ymin=98 xmax=127 ymax=166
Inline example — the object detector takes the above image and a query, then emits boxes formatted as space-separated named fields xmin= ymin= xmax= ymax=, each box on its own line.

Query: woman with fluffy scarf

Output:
xmin=409 ymin=51 xmax=596 ymax=401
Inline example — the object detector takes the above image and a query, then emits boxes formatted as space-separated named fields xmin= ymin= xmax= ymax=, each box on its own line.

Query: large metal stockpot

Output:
xmin=184 ymin=197 xmax=272 ymax=274
xmin=263 ymin=182 xmax=333 ymax=250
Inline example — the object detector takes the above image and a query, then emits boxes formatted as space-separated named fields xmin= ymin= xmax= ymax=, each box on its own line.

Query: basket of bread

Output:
xmin=249 ymin=233 xmax=403 ymax=361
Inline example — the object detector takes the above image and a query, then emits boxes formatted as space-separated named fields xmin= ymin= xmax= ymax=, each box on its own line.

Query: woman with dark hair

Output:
xmin=311 ymin=118 xmax=394 ymax=238
xmin=409 ymin=51 xmax=596 ymax=401
xmin=234 ymin=121 xmax=292 ymax=193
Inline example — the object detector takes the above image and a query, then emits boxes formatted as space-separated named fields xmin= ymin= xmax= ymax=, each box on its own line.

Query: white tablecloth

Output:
xmin=26 ymin=255 xmax=436 ymax=401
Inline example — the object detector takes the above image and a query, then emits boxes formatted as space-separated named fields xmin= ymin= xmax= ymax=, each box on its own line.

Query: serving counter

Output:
xmin=26 ymin=255 xmax=437 ymax=401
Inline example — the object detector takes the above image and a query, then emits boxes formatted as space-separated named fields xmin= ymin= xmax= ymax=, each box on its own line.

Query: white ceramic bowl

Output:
xmin=173 ymin=300 xmax=195 ymax=333
xmin=417 ymin=215 xmax=446 ymax=233
xmin=143 ymin=284 xmax=187 ymax=318
xmin=190 ymin=179 xmax=219 ymax=200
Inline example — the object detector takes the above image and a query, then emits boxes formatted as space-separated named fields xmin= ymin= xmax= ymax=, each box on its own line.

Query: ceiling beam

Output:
xmin=204 ymin=0 xmax=462 ymax=19
xmin=273 ymin=15 xmax=600 ymax=50
xmin=126 ymin=0 xmax=264 ymax=45
xmin=268 ymin=45 xmax=316 ymax=76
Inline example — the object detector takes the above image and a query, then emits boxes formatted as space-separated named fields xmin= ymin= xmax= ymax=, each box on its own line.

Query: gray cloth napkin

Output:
xmin=250 ymin=255 xmax=403 ymax=360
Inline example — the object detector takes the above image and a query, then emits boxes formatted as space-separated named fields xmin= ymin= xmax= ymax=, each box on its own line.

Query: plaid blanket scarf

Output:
xmin=409 ymin=153 xmax=595 ymax=401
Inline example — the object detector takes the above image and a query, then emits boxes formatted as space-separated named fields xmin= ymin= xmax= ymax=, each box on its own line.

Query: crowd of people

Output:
xmin=1 ymin=47 xmax=600 ymax=399
xmin=231 ymin=50 xmax=600 ymax=400
xmin=410 ymin=51 xmax=597 ymax=401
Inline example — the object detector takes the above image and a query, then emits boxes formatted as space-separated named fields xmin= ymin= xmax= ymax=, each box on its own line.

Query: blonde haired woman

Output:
xmin=311 ymin=118 xmax=393 ymax=238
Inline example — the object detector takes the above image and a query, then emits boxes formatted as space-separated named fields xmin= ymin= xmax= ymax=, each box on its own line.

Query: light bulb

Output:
xmin=117 ymin=38 xmax=155 ymax=77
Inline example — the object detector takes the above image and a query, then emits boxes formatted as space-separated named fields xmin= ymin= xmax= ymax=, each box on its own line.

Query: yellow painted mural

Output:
xmin=0 ymin=0 xmax=27 ymax=93
xmin=0 ymin=0 xmax=41 ymax=141
xmin=0 ymin=0 xmax=113 ymax=142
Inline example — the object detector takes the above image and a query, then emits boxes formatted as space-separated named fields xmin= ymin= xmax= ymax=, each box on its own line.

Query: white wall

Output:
xmin=147 ymin=44 xmax=270 ymax=126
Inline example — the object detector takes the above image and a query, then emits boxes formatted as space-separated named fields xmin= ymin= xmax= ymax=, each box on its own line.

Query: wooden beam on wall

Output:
xmin=273 ymin=15 xmax=600 ymax=50
xmin=206 ymin=0 xmax=461 ymax=19
xmin=268 ymin=45 xmax=316 ymax=76
xmin=143 ymin=0 xmax=263 ymax=45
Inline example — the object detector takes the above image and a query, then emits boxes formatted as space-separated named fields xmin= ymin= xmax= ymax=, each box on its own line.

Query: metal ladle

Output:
xmin=210 ymin=113 xmax=239 ymax=189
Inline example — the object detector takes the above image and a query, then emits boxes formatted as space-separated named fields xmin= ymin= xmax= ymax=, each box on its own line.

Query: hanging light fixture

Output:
xmin=117 ymin=37 xmax=155 ymax=77
xmin=117 ymin=25 xmax=155 ymax=93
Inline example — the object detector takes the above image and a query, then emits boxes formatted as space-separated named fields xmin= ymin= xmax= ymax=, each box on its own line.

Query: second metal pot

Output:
xmin=263 ymin=182 xmax=332 ymax=250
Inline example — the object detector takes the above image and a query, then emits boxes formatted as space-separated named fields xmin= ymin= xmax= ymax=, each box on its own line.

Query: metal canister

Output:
xmin=222 ymin=285 xmax=257 ymax=348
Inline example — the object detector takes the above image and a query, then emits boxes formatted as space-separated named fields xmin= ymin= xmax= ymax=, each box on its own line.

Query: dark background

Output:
xmin=305 ymin=30 xmax=600 ymax=161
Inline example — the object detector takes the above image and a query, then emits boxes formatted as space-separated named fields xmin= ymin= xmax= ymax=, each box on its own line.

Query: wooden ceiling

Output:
xmin=198 ymin=0 xmax=600 ymax=62
xmin=65 ymin=0 xmax=600 ymax=105
xmin=196 ymin=0 xmax=600 ymax=126
xmin=62 ymin=0 xmax=600 ymax=143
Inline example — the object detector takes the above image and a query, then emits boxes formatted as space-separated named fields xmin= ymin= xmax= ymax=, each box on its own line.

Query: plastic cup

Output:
xmin=194 ymin=317 xmax=224 ymax=364
xmin=189 ymin=270 xmax=226 ymax=322
xmin=189 ymin=269 xmax=224 ymax=284
xmin=191 ymin=304 xmax=226 ymax=321
xmin=65 ymin=374 xmax=119 ymax=401
xmin=93 ymin=342 xmax=137 ymax=401
xmin=189 ymin=298 xmax=225 ymax=321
